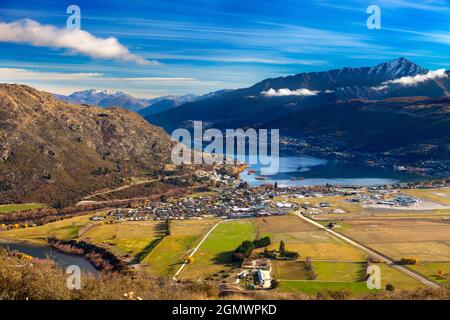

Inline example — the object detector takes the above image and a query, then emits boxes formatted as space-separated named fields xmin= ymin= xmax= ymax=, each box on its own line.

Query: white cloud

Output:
xmin=0 ymin=68 xmax=103 ymax=80
xmin=121 ymin=77 xmax=196 ymax=82
xmin=0 ymin=67 xmax=209 ymax=97
xmin=0 ymin=19 xmax=156 ymax=65
xmin=383 ymin=69 xmax=447 ymax=86
xmin=262 ymin=88 xmax=320 ymax=97
xmin=371 ymin=85 xmax=389 ymax=91
xmin=0 ymin=68 xmax=196 ymax=82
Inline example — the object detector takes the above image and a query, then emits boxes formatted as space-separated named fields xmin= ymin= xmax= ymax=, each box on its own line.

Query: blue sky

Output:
xmin=1 ymin=0 xmax=450 ymax=98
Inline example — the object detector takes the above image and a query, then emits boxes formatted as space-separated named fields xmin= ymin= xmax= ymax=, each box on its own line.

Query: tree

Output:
xmin=185 ymin=256 xmax=195 ymax=264
xmin=279 ymin=240 xmax=286 ymax=256
xmin=270 ymin=279 xmax=279 ymax=289
xmin=437 ymin=270 xmax=446 ymax=279
xmin=166 ymin=218 xmax=171 ymax=236
xmin=232 ymin=252 xmax=245 ymax=262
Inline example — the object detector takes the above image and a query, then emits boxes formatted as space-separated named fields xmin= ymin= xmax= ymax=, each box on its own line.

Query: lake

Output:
xmin=238 ymin=153 xmax=421 ymax=187
xmin=0 ymin=241 xmax=98 ymax=275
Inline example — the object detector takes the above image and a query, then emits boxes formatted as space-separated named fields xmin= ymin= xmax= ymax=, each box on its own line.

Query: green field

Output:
xmin=0 ymin=215 xmax=94 ymax=244
xmin=0 ymin=203 xmax=48 ymax=214
xmin=142 ymin=218 xmax=218 ymax=276
xmin=313 ymin=261 xmax=366 ymax=282
xmin=278 ymin=263 xmax=425 ymax=295
xmin=279 ymin=280 xmax=374 ymax=295
xmin=410 ymin=262 xmax=450 ymax=286
xmin=376 ymin=264 xmax=427 ymax=290
xmin=179 ymin=220 xmax=256 ymax=280
xmin=80 ymin=221 xmax=165 ymax=259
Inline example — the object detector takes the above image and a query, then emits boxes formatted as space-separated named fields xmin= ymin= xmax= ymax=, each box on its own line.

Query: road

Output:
xmin=79 ymin=174 xmax=192 ymax=204
xmin=172 ymin=220 xmax=225 ymax=281
xmin=294 ymin=212 xmax=441 ymax=289
xmin=80 ymin=178 xmax=161 ymax=201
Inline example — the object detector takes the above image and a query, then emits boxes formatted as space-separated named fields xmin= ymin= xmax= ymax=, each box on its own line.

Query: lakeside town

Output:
xmin=93 ymin=166 xmax=450 ymax=223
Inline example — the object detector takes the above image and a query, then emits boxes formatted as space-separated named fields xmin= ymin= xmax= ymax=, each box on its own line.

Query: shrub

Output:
xmin=305 ymin=257 xmax=317 ymax=280
xmin=385 ymin=283 xmax=395 ymax=292
xmin=397 ymin=258 xmax=419 ymax=265
xmin=0 ymin=180 xmax=10 ymax=191
xmin=271 ymin=279 xmax=279 ymax=289
xmin=282 ymin=251 xmax=299 ymax=259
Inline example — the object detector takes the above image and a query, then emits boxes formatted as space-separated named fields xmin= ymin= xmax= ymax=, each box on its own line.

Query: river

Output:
xmin=0 ymin=240 xmax=99 ymax=275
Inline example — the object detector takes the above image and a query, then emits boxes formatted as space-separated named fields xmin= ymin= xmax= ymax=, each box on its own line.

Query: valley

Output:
xmin=1 ymin=59 xmax=450 ymax=300
xmin=2 ymin=178 xmax=449 ymax=298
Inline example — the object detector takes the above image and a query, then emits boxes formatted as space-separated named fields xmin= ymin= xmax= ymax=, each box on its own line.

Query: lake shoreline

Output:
xmin=239 ymin=152 xmax=423 ymax=188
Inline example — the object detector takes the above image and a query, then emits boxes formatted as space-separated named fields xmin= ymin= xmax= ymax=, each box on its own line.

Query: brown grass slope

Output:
xmin=0 ymin=84 xmax=173 ymax=205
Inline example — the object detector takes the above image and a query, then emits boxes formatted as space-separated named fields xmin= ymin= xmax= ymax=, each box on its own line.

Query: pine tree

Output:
xmin=279 ymin=240 xmax=286 ymax=256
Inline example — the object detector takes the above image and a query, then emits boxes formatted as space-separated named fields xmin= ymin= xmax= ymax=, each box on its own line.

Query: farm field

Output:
xmin=279 ymin=280 xmax=373 ymax=295
xmin=339 ymin=219 xmax=450 ymax=262
xmin=254 ymin=216 xmax=367 ymax=261
xmin=313 ymin=261 xmax=366 ymax=282
xmin=272 ymin=260 xmax=312 ymax=280
xmin=80 ymin=221 xmax=165 ymax=259
xmin=0 ymin=203 xmax=48 ymax=214
xmin=0 ymin=215 xmax=94 ymax=244
xmin=142 ymin=218 xmax=218 ymax=276
xmin=178 ymin=220 xmax=255 ymax=280
xmin=376 ymin=264 xmax=427 ymax=290
xmin=278 ymin=262 xmax=425 ymax=295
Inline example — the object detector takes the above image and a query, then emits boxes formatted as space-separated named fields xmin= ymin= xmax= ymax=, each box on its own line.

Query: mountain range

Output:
xmin=149 ymin=58 xmax=450 ymax=130
xmin=145 ymin=58 xmax=449 ymax=162
xmin=53 ymin=89 xmax=229 ymax=115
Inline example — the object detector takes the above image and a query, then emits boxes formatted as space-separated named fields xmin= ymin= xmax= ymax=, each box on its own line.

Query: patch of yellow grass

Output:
xmin=80 ymin=221 xmax=165 ymax=258
xmin=0 ymin=215 xmax=94 ymax=244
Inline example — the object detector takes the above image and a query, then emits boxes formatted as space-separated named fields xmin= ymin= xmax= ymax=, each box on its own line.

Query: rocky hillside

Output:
xmin=0 ymin=84 xmax=174 ymax=205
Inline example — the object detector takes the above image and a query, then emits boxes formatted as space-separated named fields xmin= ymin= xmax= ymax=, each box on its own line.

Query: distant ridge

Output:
xmin=54 ymin=89 xmax=231 ymax=115
xmin=150 ymin=58 xmax=450 ymax=130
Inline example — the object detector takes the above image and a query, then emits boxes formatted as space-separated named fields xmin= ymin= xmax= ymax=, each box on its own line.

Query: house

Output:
xmin=255 ymin=269 xmax=272 ymax=289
